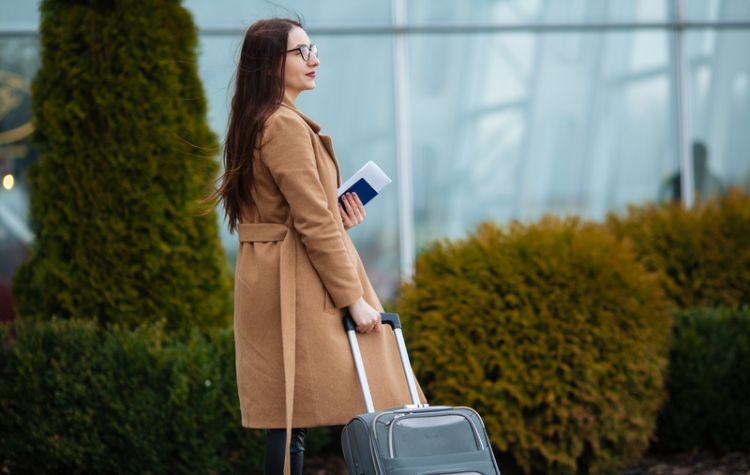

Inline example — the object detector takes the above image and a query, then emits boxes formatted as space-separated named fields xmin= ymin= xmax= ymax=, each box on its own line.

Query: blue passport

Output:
xmin=338 ymin=178 xmax=378 ymax=208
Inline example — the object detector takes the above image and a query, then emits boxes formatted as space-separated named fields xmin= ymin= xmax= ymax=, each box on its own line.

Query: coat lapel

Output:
xmin=279 ymin=96 xmax=342 ymax=187
xmin=317 ymin=134 xmax=341 ymax=186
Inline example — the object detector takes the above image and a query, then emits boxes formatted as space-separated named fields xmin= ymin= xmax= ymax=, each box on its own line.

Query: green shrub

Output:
xmin=11 ymin=0 xmax=232 ymax=334
xmin=655 ymin=306 xmax=750 ymax=453
xmin=396 ymin=215 xmax=672 ymax=474
xmin=606 ymin=187 xmax=750 ymax=309
xmin=0 ymin=318 xmax=335 ymax=473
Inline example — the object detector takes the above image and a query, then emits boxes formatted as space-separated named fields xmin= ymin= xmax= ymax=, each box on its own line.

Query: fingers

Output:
xmin=357 ymin=315 xmax=381 ymax=334
xmin=338 ymin=203 xmax=351 ymax=228
xmin=374 ymin=315 xmax=381 ymax=332
xmin=342 ymin=192 xmax=365 ymax=224
xmin=342 ymin=194 xmax=356 ymax=220
xmin=353 ymin=192 xmax=364 ymax=210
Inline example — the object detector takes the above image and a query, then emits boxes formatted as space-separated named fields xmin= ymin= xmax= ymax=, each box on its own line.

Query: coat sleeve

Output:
xmin=260 ymin=112 xmax=364 ymax=309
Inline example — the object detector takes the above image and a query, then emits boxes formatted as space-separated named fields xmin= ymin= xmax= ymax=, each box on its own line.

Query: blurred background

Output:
xmin=2 ymin=2 xmax=750 ymax=473
xmin=1 ymin=0 xmax=749 ymax=314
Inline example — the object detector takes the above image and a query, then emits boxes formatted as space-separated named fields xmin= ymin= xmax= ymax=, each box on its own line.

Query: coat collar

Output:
xmin=280 ymin=94 xmax=321 ymax=133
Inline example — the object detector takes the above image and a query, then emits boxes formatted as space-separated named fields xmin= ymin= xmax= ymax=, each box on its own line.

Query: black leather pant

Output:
xmin=263 ymin=427 xmax=307 ymax=475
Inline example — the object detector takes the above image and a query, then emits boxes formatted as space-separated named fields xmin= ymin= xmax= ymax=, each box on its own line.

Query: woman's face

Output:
xmin=284 ymin=26 xmax=320 ymax=94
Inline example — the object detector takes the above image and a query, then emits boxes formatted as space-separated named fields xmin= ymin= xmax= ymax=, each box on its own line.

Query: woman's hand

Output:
xmin=339 ymin=192 xmax=366 ymax=230
xmin=347 ymin=297 xmax=382 ymax=333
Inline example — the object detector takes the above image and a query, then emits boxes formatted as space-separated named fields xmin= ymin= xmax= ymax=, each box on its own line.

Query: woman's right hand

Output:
xmin=347 ymin=297 xmax=382 ymax=334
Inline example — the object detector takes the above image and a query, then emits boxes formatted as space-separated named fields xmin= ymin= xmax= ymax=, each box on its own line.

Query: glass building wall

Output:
xmin=1 ymin=0 xmax=749 ymax=313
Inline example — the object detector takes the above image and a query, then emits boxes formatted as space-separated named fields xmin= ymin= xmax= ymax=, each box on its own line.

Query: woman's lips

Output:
xmin=306 ymin=72 xmax=316 ymax=77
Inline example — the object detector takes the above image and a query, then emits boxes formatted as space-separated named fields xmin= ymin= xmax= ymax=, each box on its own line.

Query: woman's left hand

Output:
xmin=339 ymin=192 xmax=366 ymax=230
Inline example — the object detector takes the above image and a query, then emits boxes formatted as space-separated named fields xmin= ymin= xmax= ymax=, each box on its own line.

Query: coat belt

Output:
xmin=238 ymin=222 xmax=296 ymax=475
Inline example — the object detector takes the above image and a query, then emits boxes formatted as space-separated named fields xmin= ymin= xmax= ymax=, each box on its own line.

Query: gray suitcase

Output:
xmin=340 ymin=311 xmax=502 ymax=475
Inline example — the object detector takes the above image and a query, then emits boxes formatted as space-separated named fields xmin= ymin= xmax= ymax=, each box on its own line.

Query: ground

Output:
xmin=623 ymin=451 xmax=750 ymax=475
xmin=302 ymin=451 xmax=750 ymax=475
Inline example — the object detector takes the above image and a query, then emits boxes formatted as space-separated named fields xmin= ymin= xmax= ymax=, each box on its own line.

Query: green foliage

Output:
xmin=655 ymin=306 xmax=750 ymax=453
xmin=606 ymin=187 xmax=750 ymax=309
xmin=396 ymin=216 xmax=672 ymax=474
xmin=0 ymin=317 xmax=337 ymax=473
xmin=11 ymin=0 xmax=232 ymax=334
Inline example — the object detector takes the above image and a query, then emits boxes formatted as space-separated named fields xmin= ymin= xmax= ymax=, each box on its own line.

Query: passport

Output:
xmin=337 ymin=160 xmax=392 ymax=208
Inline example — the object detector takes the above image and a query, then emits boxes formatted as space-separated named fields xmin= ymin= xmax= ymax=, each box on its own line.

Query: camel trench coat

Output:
xmin=233 ymin=94 xmax=428 ymax=473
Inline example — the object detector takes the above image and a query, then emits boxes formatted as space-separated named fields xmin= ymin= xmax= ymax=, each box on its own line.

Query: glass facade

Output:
xmin=409 ymin=29 xmax=678 ymax=248
xmin=1 ymin=1 xmax=749 ymax=313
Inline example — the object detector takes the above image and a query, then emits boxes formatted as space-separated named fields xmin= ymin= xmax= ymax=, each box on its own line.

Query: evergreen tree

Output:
xmin=12 ymin=0 xmax=232 ymax=333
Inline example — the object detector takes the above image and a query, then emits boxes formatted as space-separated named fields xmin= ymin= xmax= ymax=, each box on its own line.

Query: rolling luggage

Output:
xmin=340 ymin=310 xmax=501 ymax=475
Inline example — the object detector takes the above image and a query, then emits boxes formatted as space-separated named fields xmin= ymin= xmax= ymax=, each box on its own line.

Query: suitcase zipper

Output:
xmin=387 ymin=411 xmax=484 ymax=458
xmin=454 ymin=405 xmax=488 ymax=429
xmin=370 ymin=411 xmax=406 ymax=474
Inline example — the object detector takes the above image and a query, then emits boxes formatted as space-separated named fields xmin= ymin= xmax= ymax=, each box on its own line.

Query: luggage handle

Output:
xmin=342 ymin=311 xmax=401 ymax=332
xmin=342 ymin=310 xmax=427 ymax=413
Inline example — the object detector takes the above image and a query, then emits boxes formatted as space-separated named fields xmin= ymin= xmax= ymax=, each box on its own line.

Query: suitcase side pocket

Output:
xmin=388 ymin=412 xmax=483 ymax=458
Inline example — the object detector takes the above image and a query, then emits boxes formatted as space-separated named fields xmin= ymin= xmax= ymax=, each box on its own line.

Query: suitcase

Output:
xmin=340 ymin=310 xmax=502 ymax=475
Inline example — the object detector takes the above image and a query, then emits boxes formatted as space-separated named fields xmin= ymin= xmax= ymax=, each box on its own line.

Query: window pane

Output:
xmin=0 ymin=37 xmax=39 ymax=313
xmin=406 ymin=0 xmax=670 ymax=25
xmin=184 ymin=0 xmax=391 ymax=29
xmin=686 ymin=0 xmax=750 ymax=22
xmin=409 ymin=31 xmax=678 ymax=251
xmin=0 ymin=1 xmax=40 ymax=30
xmin=687 ymin=30 xmax=750 ymax=200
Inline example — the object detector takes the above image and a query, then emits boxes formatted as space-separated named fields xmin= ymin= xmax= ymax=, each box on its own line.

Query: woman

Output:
xmin=210 ymin=17 xmax=429 ymax=475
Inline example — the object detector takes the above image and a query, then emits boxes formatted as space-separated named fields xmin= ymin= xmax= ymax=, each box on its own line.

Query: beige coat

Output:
xmin=233 ymin=94 xmax=428 ymax=474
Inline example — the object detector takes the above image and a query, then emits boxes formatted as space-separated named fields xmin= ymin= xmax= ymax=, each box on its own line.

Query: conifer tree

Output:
xmin=13 ymin=0 xmax=232 ymax=333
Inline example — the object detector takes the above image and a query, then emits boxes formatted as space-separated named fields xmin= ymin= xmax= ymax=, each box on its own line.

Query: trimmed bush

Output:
xmin=0 ymin=317 xmax=338 ymax=473
xmin=396 ymin=215 xmax=672 ymax=474
xmin=11 ymin=0 xmax=232 ymax=333
xmin=655 ymin=306 xmax=750 ymax=453
xmin=0 ymin=317 xmax=246 ymax=472
xmin=606 ymin=187 xmax=750 ymax=309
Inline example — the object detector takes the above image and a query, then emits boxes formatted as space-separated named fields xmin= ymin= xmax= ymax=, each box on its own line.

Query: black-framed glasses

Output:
xmin=285 ymin=44 xmax=318 ymax=62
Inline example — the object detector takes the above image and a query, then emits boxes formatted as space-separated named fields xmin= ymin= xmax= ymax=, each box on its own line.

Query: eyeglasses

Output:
xmin=285 ymin=44 xmax=318 ymax=62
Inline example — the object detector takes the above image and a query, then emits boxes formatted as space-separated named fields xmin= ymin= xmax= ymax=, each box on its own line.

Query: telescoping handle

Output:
xmin=342 ymin=310 xmax=427 ymax=413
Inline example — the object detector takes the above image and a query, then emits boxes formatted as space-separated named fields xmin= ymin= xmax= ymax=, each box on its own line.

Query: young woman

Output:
xmin=211 ymin=17 xmax=428 ymax=475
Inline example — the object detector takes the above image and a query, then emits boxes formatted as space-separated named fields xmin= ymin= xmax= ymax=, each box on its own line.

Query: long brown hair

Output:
xmin=201 ymin=16 xmax=303 ymax=234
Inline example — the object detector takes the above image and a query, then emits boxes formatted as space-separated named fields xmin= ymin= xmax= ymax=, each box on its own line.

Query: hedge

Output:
xmin=0 ymin=317 xmax=336 ymax=473
xmin=606 ymin=187 xmax=750 ymax=309
xmin=395 ymin=215 xmax=672 ymax=474
xmin=654 ymin=306 xmax=750 ymax=453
